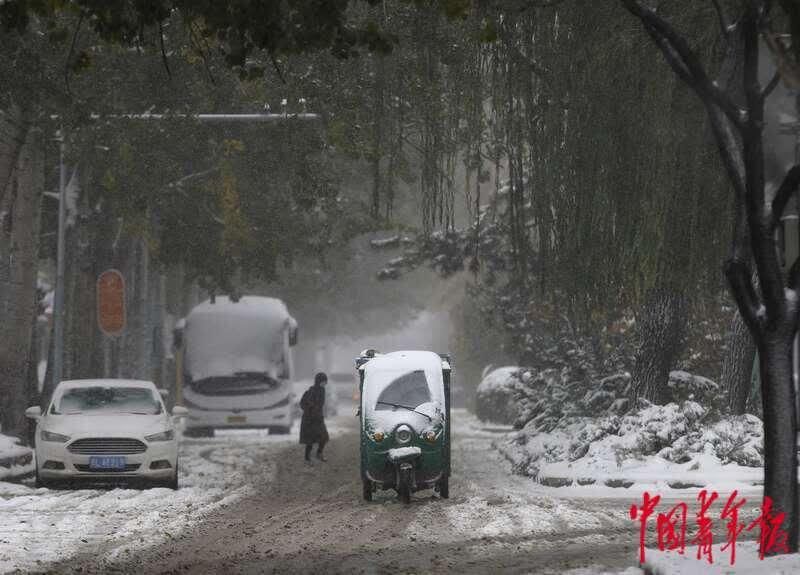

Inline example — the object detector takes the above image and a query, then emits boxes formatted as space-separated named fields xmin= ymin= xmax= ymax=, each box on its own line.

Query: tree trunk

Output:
xmin=0 ymin=104 xmax=29 ymax=209
xmin=759 ymin=335 xmax=799 ymax=550
xmin=630 ymin=288 xmax=688 ymax=405
xmin=722 ymin=311 xmax=757 ymax=414
xmin=0 ymin=127 xmax=42 ymax=440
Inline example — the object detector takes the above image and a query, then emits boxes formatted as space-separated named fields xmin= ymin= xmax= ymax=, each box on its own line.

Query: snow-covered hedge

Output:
xmin=497 ymin=397 xmax=764 ymax=485
xmin=492 ymin=366 xmax=764 ymax=486
xmin=0 ymin=433 xmax=35 ymax=481
xmin=475 ymin=367 xmax=522 ymax=424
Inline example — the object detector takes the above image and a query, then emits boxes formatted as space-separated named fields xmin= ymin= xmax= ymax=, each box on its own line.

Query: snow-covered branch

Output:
xmin=620 ymin=0 xmax=746 ymax=129
xmin=770 ymin=165 xmax=800 ymax=232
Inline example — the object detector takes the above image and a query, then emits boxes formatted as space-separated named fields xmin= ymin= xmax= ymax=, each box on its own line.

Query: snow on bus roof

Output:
xmin=188 ymin=295 xmax=291 ymax=322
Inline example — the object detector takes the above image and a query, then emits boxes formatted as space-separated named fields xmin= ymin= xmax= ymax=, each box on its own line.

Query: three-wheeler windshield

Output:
xmin=375 ymin=370 xmax=431 ymax=411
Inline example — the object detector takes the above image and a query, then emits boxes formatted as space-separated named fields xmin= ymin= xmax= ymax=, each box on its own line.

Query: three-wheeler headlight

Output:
xmin=423 ymin=430 xmax=437 ymax=443
xmin=372 ymin=431 xmax=385 ymax=442
xmin=395 ymin=425 xmax=413 ymax=444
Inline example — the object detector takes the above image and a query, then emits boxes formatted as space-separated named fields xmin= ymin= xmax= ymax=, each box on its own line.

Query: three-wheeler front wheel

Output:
xmin=438 ymin=475 xmax=449 ymax=499
xmin=398 ymin=483 xmax=411 ymax=504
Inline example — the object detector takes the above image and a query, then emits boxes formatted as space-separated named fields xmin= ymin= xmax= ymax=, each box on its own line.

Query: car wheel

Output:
xmin=163 ymin=469 xmax=179 ymax=490
xmin=35 ymin=468 xmax=59 ymax=489
xmin=362 ymin=480 xmax=373 ymax=502
xmin=438 ymin=475 xmax=450 ymax=499
xmin=270 ymin=426 xmax=291 ymax=435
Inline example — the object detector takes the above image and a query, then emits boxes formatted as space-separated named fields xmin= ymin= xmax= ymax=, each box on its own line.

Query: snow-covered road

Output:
xmin=7 ymin=409 xmax=646 ymax=574
xmin=0 ymin=426 xmax=305 ymax=573
xmin=2 ymin=407 xmax=777 ymax=574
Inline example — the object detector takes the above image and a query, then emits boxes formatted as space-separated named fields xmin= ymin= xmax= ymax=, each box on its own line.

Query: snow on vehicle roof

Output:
xmin=361 ymin=350 xmax=446 ymax=373
xmin=57 ymin=379 xmax=156 ymax=390
xmin=185 ymin=296 xmax=296 ymax=381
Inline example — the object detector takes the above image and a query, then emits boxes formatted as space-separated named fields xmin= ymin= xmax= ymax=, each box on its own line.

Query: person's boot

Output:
xmin=316 ymin=451 xmax=327 ymax=462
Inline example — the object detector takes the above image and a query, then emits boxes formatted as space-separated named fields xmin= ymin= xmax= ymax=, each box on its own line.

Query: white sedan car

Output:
xmin=26 ymin=379 xmax=187 ymax=489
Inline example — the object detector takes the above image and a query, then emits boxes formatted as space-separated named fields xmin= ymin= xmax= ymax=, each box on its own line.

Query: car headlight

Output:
xmin=145 ymin=430 xmax=175 ymax=442
xmin=40 ymin=430 xmax=70 ymax=443
xmin=395 ymin=425 xmax=413 ymax=445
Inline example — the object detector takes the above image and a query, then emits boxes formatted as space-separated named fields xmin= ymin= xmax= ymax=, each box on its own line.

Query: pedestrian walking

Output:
xmin=300 ymin=372 xmax=329 ymax=465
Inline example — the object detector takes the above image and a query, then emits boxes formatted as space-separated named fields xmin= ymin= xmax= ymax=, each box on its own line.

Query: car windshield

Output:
xmin=374 ymin=370 xmax=432 ymax=411
xmin=54 ymin=387 xmax=162 ymax=415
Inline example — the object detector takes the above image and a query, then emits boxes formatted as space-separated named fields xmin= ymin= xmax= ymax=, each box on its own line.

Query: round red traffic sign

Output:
xmin=97 ymin=269 xmax=126 ymax=336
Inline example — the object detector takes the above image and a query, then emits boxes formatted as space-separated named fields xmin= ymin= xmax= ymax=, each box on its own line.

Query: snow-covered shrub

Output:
xmin=667 ymin=370 xmax=720 ymax=406
xmin=497 ymin=398 xmax=765 ymax=483
xmin=475 ymin=367 xmax=521 ymax=424
xmin=616 ymin=401 xmax=707 ymax=459
xmin=702 ymin=415 xmax=763 ymax=467
xmin=512 ymin=367 xmax=586 ymax=431
xmin=0 ymin=433 xmax=35 ymax=481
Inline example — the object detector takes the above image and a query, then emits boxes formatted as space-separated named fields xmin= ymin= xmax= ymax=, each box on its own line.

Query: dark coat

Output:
xmin=299 ymin=384 xmax=329 ymax=445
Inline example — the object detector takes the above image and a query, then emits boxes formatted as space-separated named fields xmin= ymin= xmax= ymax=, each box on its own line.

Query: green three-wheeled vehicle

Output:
xmin=356 ymin=350 xmax=452 ymax=503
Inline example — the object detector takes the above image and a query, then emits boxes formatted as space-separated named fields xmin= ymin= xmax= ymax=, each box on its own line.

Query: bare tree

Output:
xmin=621 ymin=0 xmax=800 ymax=551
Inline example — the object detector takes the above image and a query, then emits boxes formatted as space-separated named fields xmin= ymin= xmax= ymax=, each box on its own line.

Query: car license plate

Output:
xmin=227 ymin=415 xmax=247 ymax=424
xmin=89 ymin=456 xmax=126 ymax=470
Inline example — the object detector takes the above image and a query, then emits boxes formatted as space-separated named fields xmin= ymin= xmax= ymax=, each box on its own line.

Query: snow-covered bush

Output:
xmin=497 ymin=398 xmax=765 ymax=483
xmin=667 ymin=370 xmax=720 ymax=406
xmin=512 ymin=367 xmax=587 ymax=431
xmin=0 ymin=433 xmax=35 ymax=481
xmin=475 ymin=367 xmax=521 ymax=424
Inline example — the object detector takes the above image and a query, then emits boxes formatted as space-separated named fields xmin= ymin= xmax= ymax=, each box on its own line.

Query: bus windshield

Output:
xmin=189 ymin=373 xmax=280 ymax=396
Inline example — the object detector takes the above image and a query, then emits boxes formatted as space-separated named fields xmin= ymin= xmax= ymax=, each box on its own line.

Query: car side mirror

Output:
xmin=25 ymin=406 xmax=42 ymax=420
xmin=172 ymin=406 xmax=189 ymax=417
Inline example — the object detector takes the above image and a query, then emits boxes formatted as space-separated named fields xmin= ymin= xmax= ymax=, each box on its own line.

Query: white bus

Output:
xmin=181 ymin=296 xmax=297 ymax=437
